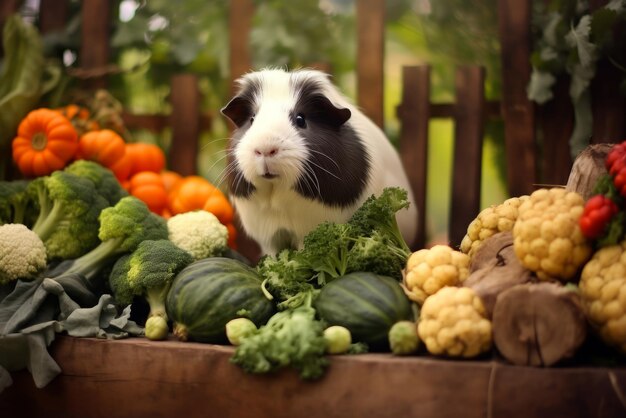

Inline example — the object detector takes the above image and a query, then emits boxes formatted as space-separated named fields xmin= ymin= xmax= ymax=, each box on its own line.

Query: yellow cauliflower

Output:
xmin=512 ymin=188 xmax=592 ymax=281
xmin=460 ymin=195 xmax=529 ymax=258
xmin=579 ymin=242 xmax=626 ymax=353
xmin=417 ymin=286 xmax=492 ymax=358
xmin=403 ymin=245 xmax=470 ymax=304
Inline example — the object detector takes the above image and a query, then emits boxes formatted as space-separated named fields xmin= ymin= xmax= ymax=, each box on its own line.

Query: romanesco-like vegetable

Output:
xmin=108 ymin=239 xmax=193 ymax=340
xmin=460 ymin=195 xmax=529 ymax=258
xmin=403 ymin=245 xmax=470 ymax=304
xmin=512 ymin=188 xmax=592 ymax=281
xmin=167 ymin=210 xmax=228 ymax=260
xmin=64 ymin=159 xmax=128 ymax=206
xmin=417 ymin=286 xmax=492 ymax=358
xmin=47 ymin=196 xmax=168 ymax=285
xmin=28 ymin=170 xmax=110 ymax=259
xmin=579 ymin=241 xmax=626 ymax=353
xmin=388 ymin=320 xmax=420 ymax=355
xmin=0 ymin=223 xmax=47 ymax=284
xmin=230 ymin=293 xmax=328 ymax=380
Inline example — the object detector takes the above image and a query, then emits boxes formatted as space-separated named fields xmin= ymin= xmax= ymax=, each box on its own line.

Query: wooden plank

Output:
xmin=590 ymin=59 xmax=626 ymax=144
xmin=397 ymin=65 xmax=430 ymax=250
xmin=539 ymin=76 xmax=574 ymax=186
xmin=121 ymin=112 xmax=213 ymax=133
xmin=168 ymin=74 xmax=200 ymax=176
xmin=449 ymin=66 xmax=486 ymax=249
xmin=39 ymin=0 xmax=68 ymax=34
xmin=80 ymin=0 xmax=111 ymax=90
xmin=431 ymin=101 xmax=501 ymax=120
xmin=356 ymin=0 xmax=385 ymax=128
xmin=229 ymin=0 xmax=255 ymax=95
xmin=2 ymin=336 xmax=625 ymax=418
xmin=497 ymin=0 xmax=536 ymax=197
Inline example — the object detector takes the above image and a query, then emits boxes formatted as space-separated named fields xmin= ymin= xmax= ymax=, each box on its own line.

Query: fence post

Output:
xmin=169 ymin=74 xmax=200 ymax=176
xmin=80 ymin=0 xmax=111 ymax=90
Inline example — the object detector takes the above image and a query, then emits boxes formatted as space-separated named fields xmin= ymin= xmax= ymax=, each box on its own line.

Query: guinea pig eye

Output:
xmin=295 ymin=113 xmax=307 ymax=128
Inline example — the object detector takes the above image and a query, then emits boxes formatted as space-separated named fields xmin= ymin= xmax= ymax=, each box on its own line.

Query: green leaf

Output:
xmin=568 ymin=88 xmax=593 ymax=159
xmin=527 ymin=69 xmax=556 ymax=104
xmin=565 ymin=15 xmax=596 ymax=68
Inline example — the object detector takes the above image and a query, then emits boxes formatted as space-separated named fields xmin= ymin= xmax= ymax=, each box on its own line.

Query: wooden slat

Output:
xmin=397 ymin=65 xmax=431 ymax=250
xmin=168 ymin=74 xmax=200 ymax=176
xmin=121 ymin=112 xmax=213 ymax=133
xmin=449 ymin=66 xmax=486 ymax=248
xmin=539 ymin=76 xmax=574 ymax=186
xmin=229 ymin=0 xmax=254 ymax=95
xmin=39 ymin=0 xmax=68 ymax=34
xmin=80 ymin=0 xmax=111 ymax=90
xmin=430 ymin=101 xmax=501 ymax=120
xmin=590 ymin=59 xmax=626 ymax=144
xmin=497 ymin=0 xmax=536 ymax=197
xmin=356 ymin=0 xmax=385 ymax=128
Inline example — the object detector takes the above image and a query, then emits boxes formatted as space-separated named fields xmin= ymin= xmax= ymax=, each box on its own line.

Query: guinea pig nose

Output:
xmin=254 ymin=147 xmax=279 ymax=157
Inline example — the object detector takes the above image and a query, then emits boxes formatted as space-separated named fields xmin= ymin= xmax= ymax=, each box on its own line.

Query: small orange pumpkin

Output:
xmin=128 ymin=171 xmax=168 ymax=214
xmin=203 ymin=192 xmax=234 ymax=225
xmin=12 ymin=108 xmax=79 ymax=177
xmin=168 ymin=175 xmax=221 ymax=215
xmin=77 ymin=129 xmax=126 ymax=169
xmin=125 ymin=142 xmax=166 ymax=176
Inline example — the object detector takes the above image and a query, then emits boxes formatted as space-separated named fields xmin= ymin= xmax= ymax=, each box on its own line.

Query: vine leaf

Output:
xmin=565 ymin=15 xmax=596 ymax=68
xmin=527 ymin=70 xmax=556 ymax=104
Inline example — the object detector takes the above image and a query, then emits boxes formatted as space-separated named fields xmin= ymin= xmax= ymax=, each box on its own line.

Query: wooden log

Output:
xmin=464 ymin=232 xmax=536 ymax=317
xmin=492 ymin=282 xmax=588 ymax=367
xmin=565 ymin=143 xmax=613 ymax=201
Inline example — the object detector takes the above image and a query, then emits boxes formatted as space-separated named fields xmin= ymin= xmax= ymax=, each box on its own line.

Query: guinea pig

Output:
xmin=221 ymin=68 xmax=418 ymax=256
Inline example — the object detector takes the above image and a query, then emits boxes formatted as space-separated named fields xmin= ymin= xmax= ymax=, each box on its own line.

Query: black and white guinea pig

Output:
xmin=221 ymin=68 xmax=418 ymax=256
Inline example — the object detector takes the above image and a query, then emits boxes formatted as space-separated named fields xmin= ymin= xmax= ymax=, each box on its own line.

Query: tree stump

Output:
xmin=565 ymin=143 xmax=613 ymax=200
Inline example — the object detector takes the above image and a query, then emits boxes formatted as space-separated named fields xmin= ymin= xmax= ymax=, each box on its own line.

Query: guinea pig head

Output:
xmin=221 ymin=69 xmax=371 ymax=208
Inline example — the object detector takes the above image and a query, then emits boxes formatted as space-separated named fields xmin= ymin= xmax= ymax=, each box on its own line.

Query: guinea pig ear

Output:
xmin=313 ymin=95 xmax=351 ymax=127
xmin=221 ymin=96 xmax=252 ymax=128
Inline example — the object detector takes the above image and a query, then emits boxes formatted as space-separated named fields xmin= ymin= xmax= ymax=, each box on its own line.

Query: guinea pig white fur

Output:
xmin=222 ymin=68 xmax=418 ymax=256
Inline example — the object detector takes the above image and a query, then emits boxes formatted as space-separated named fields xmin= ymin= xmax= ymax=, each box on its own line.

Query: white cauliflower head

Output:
xmin=460 ymin=195 xmax=529 ymax=258
xmin=417 ymin=286 xmax=492 ymax=358
xmin=0 ymin=223 xmax=47 ymax=284
xmin=403 ymin=245 xmax=470 ymax=304
xmin=167 ymin=210 xmax=229 ymax=260
xmin=579 ymin=242 xmax=626 ymax=353
xmin=512 ymin=188 xmax=592 ymax=281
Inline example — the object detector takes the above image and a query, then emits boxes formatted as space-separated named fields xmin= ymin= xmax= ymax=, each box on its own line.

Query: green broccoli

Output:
xmin=230 ymin=293 xmax=328 ymax=380
xmin=348 ymin=187 xmax=412 ymax=255
xmin=48 ymin=196 xmax=169 ymax=286
xmin=0 ymin=180 xmax=36 ymax=226
xmin=258 ymin=249 xmax=317 ymax=310
xmin=300 ymin=221 xmax=353 ymax=285
xmin=28 ymin=170 xmax=110 ymax=259
xmin=346 ymin=230 xmax=409 ymax=280
xmin=64 ymin=160 xmax=128 ymax=206
xmin=108 ymin=239 xmax=193 ymax=340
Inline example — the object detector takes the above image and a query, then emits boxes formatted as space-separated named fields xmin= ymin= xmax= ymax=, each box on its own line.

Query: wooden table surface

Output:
xmin=1 ymin=335 xmax=625 ymax=418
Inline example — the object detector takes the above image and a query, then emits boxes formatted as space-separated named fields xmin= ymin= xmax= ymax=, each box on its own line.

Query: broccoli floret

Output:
xmin=230 ymin=294 xmax=328 ymax=379
xmin=258 ymin=249 xmax=317 ymax=310
xmin=0 ymin=180 xmax=36 ymax=226
xmin=346 ymin=230 xmax=408 ymax=280
xmin=29 ymin=170 xmax=110 ymax=259
xmin=48 ymin=196 xmax=168 ymax=285
xmin=108 ymin=239 xmax=193 ymax=340
xmin=64 ymin=160 xmax=128 ymax=206
xmin=300 ymin=222 xmax=353 ymax=284
xmin=348 ymin=187 xmax=412 ymax=255
xmin=0 ymin=223 xmax=47 ymax=285
xmin=167 ymin=210 xmax=228 ymax=260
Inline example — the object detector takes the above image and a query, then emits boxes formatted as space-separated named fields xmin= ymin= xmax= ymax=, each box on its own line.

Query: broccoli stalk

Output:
xmin=108 ymin=239 xmax=194 ymax=340
xmin=0 ymin=179 xmax=33 ymax=225
xmin=48 ymin=196 xmax=169 ymax=288
xmin=230 ymin=292 xmax=329 ymax=379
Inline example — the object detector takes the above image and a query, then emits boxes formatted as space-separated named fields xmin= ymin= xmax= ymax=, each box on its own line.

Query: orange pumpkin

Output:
xmin=128 ymin=171 xmax=168 ymax=214
xmin=125 ymin=142 xmax=166 ymax=176
xmin=168 ymin=175 xmax=221 ymax=215
xmin=108 ymin=146 xmax=133 ymax=183
xmin=12 ymin=108 xmax=79 ymax=177
xmin=160 ymin=170 xmax=183 ymax=193
xmin=203 ymin=192 xmax=234 ymax=225
xmin=225 ymin=222 xmax=238 ymax=249
xmin=77 ymin=129 xmax=126 ymax=169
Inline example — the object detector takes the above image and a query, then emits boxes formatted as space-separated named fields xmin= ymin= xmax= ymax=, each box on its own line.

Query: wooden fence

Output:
xmin=1 ymin=0 xmax=625 ymax=252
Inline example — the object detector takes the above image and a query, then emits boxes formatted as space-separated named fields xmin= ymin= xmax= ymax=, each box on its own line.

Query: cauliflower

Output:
xmin=0 ymin=223 xmax=47 ymax=285
xmin=417 ymin=286 xmax=492 ymax=358
xmin=579 ymin=242 xmax=626 ymax=353
xmin=512 ymin=188 xmax=592 ymax=281
xmin=167 ymin=210 xmax=229 ymax=260
xmin=403 ymin=245 xmax=470 ymax=304
xmin=460 ymin=195 xmax=529 ymax=258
